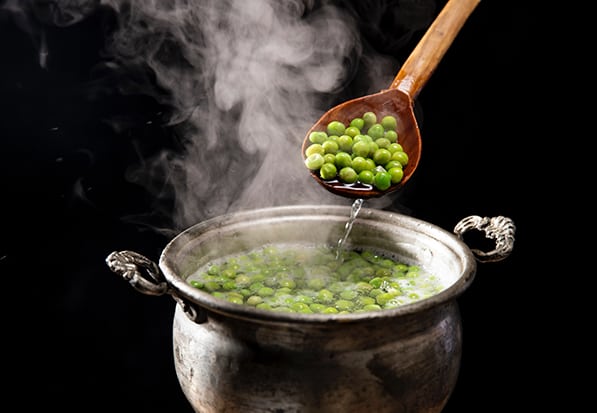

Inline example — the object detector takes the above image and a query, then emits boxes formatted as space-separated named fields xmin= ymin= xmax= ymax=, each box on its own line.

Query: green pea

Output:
xmin=250 ymin=273 xmax=266 ymax=283
xmin=322 ymin=140 xmax=339 ymax=154
xmin=353 ymin=134 xmax=372 ymax=143
xmin=351 ymin=140 xmax=370 ymax=158
xmin=316 ymin=289 xmax=335 ymax=304
xmin=338 ymin=167 xmax=358 ymax=184
xmin=304 ymin=153 xmax=324 ymax=170
xmin=350 ymin=117 xmax=365 ymax=130
xmin=256 ymin=303 xmax=273 ymax=310
xmin=249 ymin=282 xmax=265 ymax=292
xmin=362 ymin=112 xmax=377 ymax=129
xmin=389 ymin=167 xmax=404 ymax=184
xmin=373 ymin=171 xmax=392 ymax=191
xmin=335 ymin=151 xmax=352 ymax=168
xmin=305 ymin=143 xmax=324 ymax=157
xmin=363 ymin=304 xmax=382 ymax=311
xmin=323 ymin=153 xmax=336 ymax=164
xmin=384 ymin=130 xmax=398 ymax=143
xmin=275 ymin=287 xmax=293 ymax=295
xmin=295 ymin=294 xmax=313 ymax=303
xmin=364 ymin=158 xmax=376 ymax=170
xmin=358 ymin=296 xmax=376 ymax=306
xmin=358 ymin=170 xmax=374 ymax=185
xmin=340 ymin=290 xmax=358 ymax=300
xmin=190 ymin=280 xmax=203 ymax=289
xmin=239 ymin=288 xmax=252 ymax=297
xmin=291 ymin=302 xmax=313 ymax=313
xmin=222 ymin=281 xmax=237 ymax=290
xmin=235 ymin=274 xmax=251 ymax=287
xmin=279 ymin=279 xmax=296 ymax=289
xmin=369 ymin=277 xmax=383 ymax=288
xmin=309 ymin=303 xmax=327 ymax=313
xmin=334 ymin=299 xmax=354 ymax=312
xmin=337 ymin=135 xmax=353 ymax=152
xmin=391 ymin=150 xmax=409 ymax=166
xmin=246 ymin=295 xmax=263 ymax=306
xmin=375 ymin=137 xmax=391 ymax=149
xmin=369 ymin=288 xmax=383 ymax=298
xmin=385 ymin=160 xmax=403 ymax=170
xmin=381 ymin=115 xmax=397 ymax=131
xmin=327 ymin=120 xmax=346 ymax=136
xmin=351 ymin=156 xmax=370 ymax=173
xmin=376 ymin=292 xmax=397 ymax=306
xmin=319 ymin=163 xmax=337 ymax=180
xmin=355 ymin=282 xmax=373 ymax=294
xmin=227 ymin=295 xmax=244 ymax=305
xmin=373 ymin=148 xmax=392 ymax=166
xmin=257 ymin=287 xmax=275 ymax=297
xmin=367 ymin=124 xmax=385 ymax=140
xmin=387 ymin=142 xmax=403 ymax=153
xmin=344 ymin=126 xmax=360 ymax=137
xmin=309 ymin=131 xmax=327 ymax=144
xmin=375 ymin=268 xmax=392 ymax=278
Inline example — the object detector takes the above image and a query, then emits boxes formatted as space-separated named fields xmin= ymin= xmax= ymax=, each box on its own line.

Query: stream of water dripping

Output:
xmin=336 ymin=198 xmax=364 ymax=261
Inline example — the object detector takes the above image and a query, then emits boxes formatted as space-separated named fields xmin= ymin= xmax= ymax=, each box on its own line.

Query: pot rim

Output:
xmin=159 ymin=204 xmax=477 ymax=325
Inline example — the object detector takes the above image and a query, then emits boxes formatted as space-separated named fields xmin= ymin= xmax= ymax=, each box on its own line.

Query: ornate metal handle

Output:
xmin=453 ymin=216 xmax=516 ymax=263
xmin=105 ymin=250 xmax=205 ymax=323
xmin=105 ymin=250 xmax=169 ymax=296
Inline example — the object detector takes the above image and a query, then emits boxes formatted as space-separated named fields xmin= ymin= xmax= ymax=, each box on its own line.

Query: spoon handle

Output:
xmin=389 ymin=0 xmax=480 ymax=99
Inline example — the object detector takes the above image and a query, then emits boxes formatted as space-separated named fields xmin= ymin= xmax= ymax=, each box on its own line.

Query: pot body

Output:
xmin=158 ymin=205 xmax=478 ymax=413
xmin=173 ymin=299 xmax=462 ymax=413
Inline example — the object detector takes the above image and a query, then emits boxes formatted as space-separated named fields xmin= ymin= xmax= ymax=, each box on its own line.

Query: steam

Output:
xmin=4 ymin=0 xmax=407 ymax=233
xmin=2 ymin=0 xmax=100 ymax=66
xmin=100 ymin=0 xmax=401 ymax=231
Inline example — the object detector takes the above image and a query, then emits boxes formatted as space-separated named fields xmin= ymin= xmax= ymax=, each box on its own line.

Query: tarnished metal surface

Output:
xmin=173 ymin=300 xmax=462 ymax=413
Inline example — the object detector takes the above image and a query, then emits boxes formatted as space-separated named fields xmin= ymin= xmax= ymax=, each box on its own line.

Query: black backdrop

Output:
xmin=1 ymin=1 xmax=545 ymax=411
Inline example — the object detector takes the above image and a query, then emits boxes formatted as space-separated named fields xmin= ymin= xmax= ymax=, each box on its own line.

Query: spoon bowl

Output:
xmin=302 ymin=0 xmax=481 ymax=199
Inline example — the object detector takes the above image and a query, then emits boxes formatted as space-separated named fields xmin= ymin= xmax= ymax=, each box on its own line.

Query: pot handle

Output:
xmin=106 ymin=250 xmax=168 ymax=296
xmin=453 ymin=215 xmax=516 ymax=263
xmin=105 ymin=250 xmax=206 ymax=323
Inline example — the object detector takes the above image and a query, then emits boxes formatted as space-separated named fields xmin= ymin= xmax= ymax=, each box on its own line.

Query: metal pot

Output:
xmin=106 ymin=205 xmax=515 ymax=413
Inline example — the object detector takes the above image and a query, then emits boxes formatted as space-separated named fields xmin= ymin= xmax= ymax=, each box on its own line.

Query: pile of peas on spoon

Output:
xmin=304 ymin=112 xmax=409 ymax=191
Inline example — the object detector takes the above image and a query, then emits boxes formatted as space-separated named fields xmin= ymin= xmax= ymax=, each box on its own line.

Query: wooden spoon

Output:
xmin=302 ymin=0 xmax=481 ymax=199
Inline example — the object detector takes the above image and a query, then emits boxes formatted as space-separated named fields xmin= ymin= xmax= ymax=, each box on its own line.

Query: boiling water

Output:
xmin=187 ymin=242 xmax=445 ymax=314
xmin=185 ymin=201 xmax=450 ymax=313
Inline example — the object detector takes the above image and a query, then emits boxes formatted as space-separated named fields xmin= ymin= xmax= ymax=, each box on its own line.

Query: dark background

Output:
xmin=1 ymin=0 xmax=547 ymax=411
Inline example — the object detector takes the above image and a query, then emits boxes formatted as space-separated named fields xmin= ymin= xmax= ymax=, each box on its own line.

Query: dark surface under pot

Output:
xmin=1 ymin=0 xmax=550 ymax=412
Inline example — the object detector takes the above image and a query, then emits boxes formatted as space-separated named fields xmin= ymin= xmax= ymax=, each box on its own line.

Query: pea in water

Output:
xmin=187 ymin=242 xmax=445 ymax=314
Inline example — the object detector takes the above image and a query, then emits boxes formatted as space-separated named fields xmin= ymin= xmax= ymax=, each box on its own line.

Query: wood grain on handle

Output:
xmin=390 ymin=0 xmax=481 ymax=99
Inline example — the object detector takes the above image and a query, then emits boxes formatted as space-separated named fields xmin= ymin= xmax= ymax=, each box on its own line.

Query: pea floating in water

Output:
xmin=187 ymin=244 xmax=444 ymax=314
